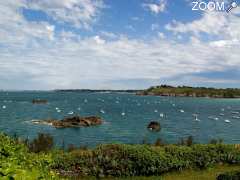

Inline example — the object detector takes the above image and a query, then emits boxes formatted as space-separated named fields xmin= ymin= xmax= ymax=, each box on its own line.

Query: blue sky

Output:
xmin=0 ymin=0 xmax=240 ymax=90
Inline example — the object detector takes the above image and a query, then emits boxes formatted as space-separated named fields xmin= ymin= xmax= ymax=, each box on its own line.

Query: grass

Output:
xmin=162 ymin=164 xmax=240 ymax=180
xmin=81 ymin=165 xmax=240 ymax=180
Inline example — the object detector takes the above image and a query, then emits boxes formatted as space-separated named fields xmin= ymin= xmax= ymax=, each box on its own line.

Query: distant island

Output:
xmin=137 ymin=85 xmax=240 ymax=98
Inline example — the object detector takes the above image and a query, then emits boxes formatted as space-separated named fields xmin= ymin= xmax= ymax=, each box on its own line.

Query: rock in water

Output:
xmin=32 ymin=99 xmax=48 ymax=104
xmin=32 ymin=116 xmax=103 ymax=128
xmin=147 ymin=121 xmax=161 ymax=132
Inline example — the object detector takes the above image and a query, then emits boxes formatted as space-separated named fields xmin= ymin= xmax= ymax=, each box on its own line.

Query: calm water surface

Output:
xmin=0 ymin=91 xmax=240 ymax=147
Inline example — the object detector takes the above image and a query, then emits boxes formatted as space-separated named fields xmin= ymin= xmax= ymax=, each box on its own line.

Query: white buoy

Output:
xmin=2 ymin=105 xmax=6 ymax=109
xmin=154 ymin=109 xmax=158 ymax=113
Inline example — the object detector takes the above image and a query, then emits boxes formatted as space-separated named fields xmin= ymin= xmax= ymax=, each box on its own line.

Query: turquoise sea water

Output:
xmin=0 ymin=91 xmax=240 ymax=147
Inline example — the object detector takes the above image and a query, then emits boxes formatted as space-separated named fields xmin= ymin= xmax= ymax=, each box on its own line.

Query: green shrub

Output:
xmin=51 ymin=144 xmax=240 ymax=177
xmin=28 ymin=133 xmax=54 ymax=153
xmin=0 ymin=133 xmax=57 ymax=179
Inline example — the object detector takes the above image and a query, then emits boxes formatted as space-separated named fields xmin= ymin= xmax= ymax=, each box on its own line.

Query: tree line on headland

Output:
xmin=137 ymin=85 xmax=240 ymax=98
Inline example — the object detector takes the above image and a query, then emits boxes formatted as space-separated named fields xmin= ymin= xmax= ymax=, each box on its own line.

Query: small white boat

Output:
xmin=208 ymin=116 xmax=218 ymax=120
xmin=179 ymin=109 xmax=184 ymax=113
xmin=193 ymin=114 xmax=200 ymax=121
xmin=225 ymin=120 xmax=231 ymax=123
xmin=154 ymin=109 xmax=158 ymax=113
xmin=115 ymin=101 xmax=120 ymax=104
xmin=100 ymin=109 xmax=105 ymax=114
xmin=195 ymin=118 xmax=201 ymax=122
xmin=160 ymin=113 xmax=164 ymax=118
xmin=68 ymin=111 xmax=74 ymax=115
xmin=57 ymin=109 xmax=61 ymax=113
xmin=219 ymin=113 xmax=224 ymax=116
xmin=232 ymin=116 xmax=240 ymax=119
xmin=121 ymin=112 xmax=126 ymax=116
xmin=2 ymin=105 xmax=6 ymax=109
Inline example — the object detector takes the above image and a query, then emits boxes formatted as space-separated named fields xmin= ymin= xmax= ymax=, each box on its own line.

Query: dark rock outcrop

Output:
xmin=32 ymin=116 xmax=103 ymax=128
xmin=32 ymin=99 xmax=48 ymax=104
xmin=147 ymin=121 xmax=161 ymax=132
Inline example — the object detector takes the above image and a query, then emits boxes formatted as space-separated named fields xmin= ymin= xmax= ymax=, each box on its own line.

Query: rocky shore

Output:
xmin=32 ymin=116 xmax=103 ymax=128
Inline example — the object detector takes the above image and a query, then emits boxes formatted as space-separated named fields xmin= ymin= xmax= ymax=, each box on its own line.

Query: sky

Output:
xmin=0 ymin=0 xmax=240 ymax=90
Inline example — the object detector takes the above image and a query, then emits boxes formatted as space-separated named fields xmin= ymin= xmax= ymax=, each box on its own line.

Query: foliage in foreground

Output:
xmin=217 ymin=170 xmax=240 ymax=180
xmin=52 ymin=143 xmax=240 ymax=177
xmin=2 ymin=132 xmax=240 ymax=179
xmin=0 ymin=133 xmax=57 ymax=179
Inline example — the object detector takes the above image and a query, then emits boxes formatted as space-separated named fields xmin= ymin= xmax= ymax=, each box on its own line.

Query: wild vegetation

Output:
xmin=138 ymin=85 xmax=240 ymax=98
xmin=0 ymin=133 xmax=57 ymax=179
xmin=1 ymin=133 xmax=240 ymax=179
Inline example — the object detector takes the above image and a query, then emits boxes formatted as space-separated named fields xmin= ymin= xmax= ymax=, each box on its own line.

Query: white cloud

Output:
xmin=93 ymin=35 xmax=105 ymax=44
xmin=100 ymin=31 xmax=117 ymax=39
xmin=25 ymin=0 xmax=105 ymax=29
xmin=142 ymin=0 xmax=167 ymax=14
xmin=158 ymin=32 xmax=165 ymax=39
xmin=165 ymin=8 xmax=240 ymax=40
xmin=151 ymin=23 xmax=159 ymax=31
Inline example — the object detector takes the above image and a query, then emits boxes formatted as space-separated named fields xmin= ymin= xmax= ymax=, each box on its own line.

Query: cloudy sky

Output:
xmin=0 ymin=0 xmax=240 ymax=90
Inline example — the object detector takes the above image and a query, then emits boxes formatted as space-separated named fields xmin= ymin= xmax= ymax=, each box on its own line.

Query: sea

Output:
xmin=0 ymin=91 xmax=240 ymax=147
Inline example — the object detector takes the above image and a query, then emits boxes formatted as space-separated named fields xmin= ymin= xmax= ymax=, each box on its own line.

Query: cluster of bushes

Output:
xmin=51 ymin=143 xmax=240 ymax=177
xmin=0 ymin=133 xmax=57 ymax=179
xmin=2 ymin=132 xmax=240 ymax=179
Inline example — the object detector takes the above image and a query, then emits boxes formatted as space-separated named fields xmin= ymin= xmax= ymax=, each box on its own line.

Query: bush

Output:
xmin=178 ymin=136 xmax=194 ymax=146
xmin=0 ymin=133 xmax=57 ymax=179
xmin=51 ymin=144 xmax=240 ymax=177
xmin=217 ymin=171 xmax=240 ymax=180
xmin=28 ymin=133 xmax=54 ymax=153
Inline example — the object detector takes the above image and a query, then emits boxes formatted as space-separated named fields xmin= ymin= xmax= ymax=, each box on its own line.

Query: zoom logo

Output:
xmin=192 ymin=1 xmax=238 ymax=13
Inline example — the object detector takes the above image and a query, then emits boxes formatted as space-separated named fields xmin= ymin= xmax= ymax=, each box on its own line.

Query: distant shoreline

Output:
xmin=1 ymin=85 xmax=240 ymax=99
